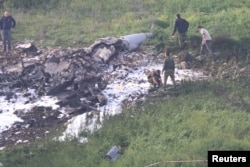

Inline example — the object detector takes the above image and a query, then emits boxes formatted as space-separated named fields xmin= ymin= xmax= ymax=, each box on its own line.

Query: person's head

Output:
xmin=176 ymin=13 xmax=181 ymax=19
xmin=156 ymin=70 xmax=161 ymax=76
xmin=197 ymin=25 xmax=203 ymax=32
xmin=144 ymin=69 xmax=151 ymax=76
xmin=197 ymin=25 xmax=203 ymax=29
xmin=4 ymin=11 xmax=9 ymax=17
xmin=164 ymin=46 xmax=171 ymax=57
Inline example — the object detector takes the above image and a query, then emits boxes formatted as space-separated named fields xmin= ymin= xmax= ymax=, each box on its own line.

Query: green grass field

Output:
xmin=0 ymin=0 xmax=250 ymax=166
xmin=1 ymin=80 xmax=250 ymax=167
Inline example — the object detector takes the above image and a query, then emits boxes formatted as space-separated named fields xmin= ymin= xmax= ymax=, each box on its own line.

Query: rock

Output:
xmin=94 ymin=45 xmax=116 ymax=63
xmin=106 ymin=145 xmax=121 ymax=161
xmin=16 ymin=42 xmax=41 ymax=56
xmin=177 ymin=51 xmax=194 ymax=63
xmin=97 ymin=92 xmax=108 ymax=106
xmin=177 ymin=61 xmax=189 ymax=69
xmin=4 ymin=62 xmax=23 ymax=73
xmin=47 ymin=79 xmax=74 ymax=95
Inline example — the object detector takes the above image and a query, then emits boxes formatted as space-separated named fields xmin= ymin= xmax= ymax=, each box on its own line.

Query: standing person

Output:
xmin=162 ymin=47 xmax=176 ymax=90
xmin=171 ymin=13 xmax=189 ymax=49
xmin=197 ymin=25 xmax=216 ymax=61
xmin=0 ymin=11 xmax=16 ymax=52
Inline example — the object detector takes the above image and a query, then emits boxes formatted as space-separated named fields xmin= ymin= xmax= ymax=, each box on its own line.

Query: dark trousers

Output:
xmin=1 ymin=30 xmax=12 ymax=51
xmin=200 ymin=40 xmax=215 ymax=60
xmin=177 ymin=32 xmax=187 ymax=49
xmin=163 ymin=69 xmax=176 ymax=90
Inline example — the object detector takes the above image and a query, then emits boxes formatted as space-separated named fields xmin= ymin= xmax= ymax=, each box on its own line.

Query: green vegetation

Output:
xmin=1 ymin=0 xmax=250 ymax=52
xmin=1 ymin=80 xmax=250 ymax=167
xmin=0 ymin=0 xmax=250 ymax=167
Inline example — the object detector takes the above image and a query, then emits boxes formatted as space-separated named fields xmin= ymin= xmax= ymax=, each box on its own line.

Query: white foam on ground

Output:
xmin=58 ymin=64 xmax=207 ymax=141
xmin=0 ymin=89 xmax=60 ymax=133
xmin=0 ymin=63 xmax=207 ymax=141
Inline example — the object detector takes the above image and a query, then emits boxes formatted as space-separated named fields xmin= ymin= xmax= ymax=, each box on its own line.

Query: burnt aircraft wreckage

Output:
xmin=0 ymin=33 xmax=154 ymax=146
xmin=1 ymin=33 xmax=153 ymax=108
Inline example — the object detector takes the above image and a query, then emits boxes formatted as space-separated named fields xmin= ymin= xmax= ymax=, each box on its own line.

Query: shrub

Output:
xmin=212 ymin=36 xmax=238 ymax=52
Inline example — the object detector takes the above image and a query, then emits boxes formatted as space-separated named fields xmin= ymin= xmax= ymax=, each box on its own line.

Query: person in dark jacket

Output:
xmin=0 ymin=11 xmax=16 ymax=52
xmin=162 ymin=46 xmax=176 ymax=90
xmin=171 ymin=13 xmax=189 ymax=49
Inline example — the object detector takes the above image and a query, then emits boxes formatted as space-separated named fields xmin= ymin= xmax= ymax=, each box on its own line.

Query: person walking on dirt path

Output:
xmin=197 ymin=25 xmax=216 ymax=61
xmin=171 ymin=13 xmax=189 ymax=50
xmin=162 ymin=47 xmax=176 ymax=90
xmin=0 ymin=11 xmax=16 ymax=52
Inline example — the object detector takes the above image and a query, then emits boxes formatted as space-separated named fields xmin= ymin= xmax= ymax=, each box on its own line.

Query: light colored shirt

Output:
xmin=200 ymin=28 xmax=212 ymax=41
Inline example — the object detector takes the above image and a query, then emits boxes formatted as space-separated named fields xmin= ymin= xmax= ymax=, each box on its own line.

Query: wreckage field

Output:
xmin=0 ymin=34 xmax=207 ymax=148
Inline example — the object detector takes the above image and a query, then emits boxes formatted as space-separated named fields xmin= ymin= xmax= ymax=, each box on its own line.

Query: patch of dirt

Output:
xmin=0 ymin=107 xmax=69 ymax=148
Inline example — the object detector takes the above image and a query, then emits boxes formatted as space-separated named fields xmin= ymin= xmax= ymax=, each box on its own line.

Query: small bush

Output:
xmin=212 ymin=36 xmax=238 ymax=52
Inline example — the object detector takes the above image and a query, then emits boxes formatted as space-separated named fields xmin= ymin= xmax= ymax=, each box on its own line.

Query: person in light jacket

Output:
xmin=197 ymin=25 xmax=216 ymax=61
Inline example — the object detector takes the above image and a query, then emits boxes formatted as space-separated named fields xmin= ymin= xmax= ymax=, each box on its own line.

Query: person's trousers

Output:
xmin=178 ymin=32 xmax=187 ymax=49
xmin=200 ymin=40 xmax=215 ymax=60
xmin=163 ymin=69 xmax=176 ymax=90
xmin=1 ymin=30 xmax=12 ymax=51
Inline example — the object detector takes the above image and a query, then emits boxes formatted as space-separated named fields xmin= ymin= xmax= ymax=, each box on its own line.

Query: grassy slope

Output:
xmin=9 ymin=0 xmax=250 ymax=49
xmin=0 ymin=0 xmax=250 ymax=167
xmin=1 ymin=81 xmax=250 ymax=167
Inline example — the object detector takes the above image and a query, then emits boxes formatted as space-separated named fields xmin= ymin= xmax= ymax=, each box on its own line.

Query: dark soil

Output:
xmin=0 ymin=107 xmax=69 ymax=148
